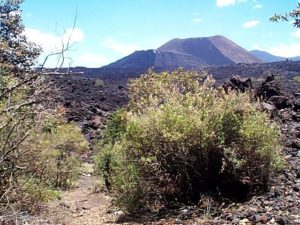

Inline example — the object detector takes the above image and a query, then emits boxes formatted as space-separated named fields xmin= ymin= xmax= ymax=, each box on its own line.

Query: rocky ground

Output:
xmin=22 ymin=64 xmax=300 ymax=225
xmin=206 ymin=61 xmax=300 ymax=82
xmin=45 ymin=74 xmax=127 ymax=143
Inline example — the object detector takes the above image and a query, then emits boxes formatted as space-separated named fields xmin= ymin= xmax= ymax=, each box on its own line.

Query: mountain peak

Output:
xmin=157 ymin=35 xmax=261 ymax=64
xmin=99 ymin=35 xmax=262 ymax=75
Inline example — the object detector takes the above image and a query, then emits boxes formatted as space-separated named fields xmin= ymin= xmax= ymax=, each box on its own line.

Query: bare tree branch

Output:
xmin=40 ymin=10 xmax=78 ymax=72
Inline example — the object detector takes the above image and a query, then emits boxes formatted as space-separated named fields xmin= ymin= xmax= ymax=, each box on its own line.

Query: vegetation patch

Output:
xmin=0 ymin=0 xmax=89 ymax=214
xmin=94 ymin=78 xmax=105 ymax=88
xmin=28 ymin=116 xmax=89 ymax=190
xmin=94 ymin=69 xmax=283 ymax=212
xmin=292 ymin=75 xmax=300 ymax=83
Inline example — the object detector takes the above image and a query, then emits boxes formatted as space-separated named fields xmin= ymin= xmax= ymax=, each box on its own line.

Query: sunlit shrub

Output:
xmin=293 ymin=75 xmax=300 ymax=83
xmin=94 ymin=78 xmax=105 ymax=88
xmin=28 ymin=117 xmax=89 ymax=190
xmin=95 ymin=69 xmax=283 ymax=212
xmin=20 ymin=178 xmax=60 ymax=212
xmin=0 ymin=113 xmax=88 ymax=213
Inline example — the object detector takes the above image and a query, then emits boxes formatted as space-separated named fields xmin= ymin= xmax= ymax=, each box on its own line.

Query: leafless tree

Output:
xmin=0 ymin=0 xmax=82 ymax=219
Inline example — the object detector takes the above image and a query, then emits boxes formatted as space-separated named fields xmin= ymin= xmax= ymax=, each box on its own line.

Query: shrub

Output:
xmin=94 ymin=109 xmax=127 ymax=189
xmin=293 ymin=75 xmax=300 ymax=83
xmin=95 ymin=70 xmax=283 ymax=212
xmin=27 ymin=116 xmax=89 ymax=190
xmin=94 ymin=78 xmax=105 ymax=88
xmin=0 ymin=114 xmax=89 ymax=213
xmin=20 ymin=178 xmax=60 ymax=212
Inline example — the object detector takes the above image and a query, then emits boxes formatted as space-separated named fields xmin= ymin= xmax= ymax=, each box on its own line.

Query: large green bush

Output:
xmin=95 ymin=70 xmax=283 ymax=212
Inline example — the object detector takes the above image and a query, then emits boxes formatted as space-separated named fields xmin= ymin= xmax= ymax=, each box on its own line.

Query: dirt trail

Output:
xmin=30 ymin=163 xmax=198 ymax=225
xmin=30 ymin=163 xmax=118 ymax=225
xmin=59 ymin=173 xmax=112 ymax=225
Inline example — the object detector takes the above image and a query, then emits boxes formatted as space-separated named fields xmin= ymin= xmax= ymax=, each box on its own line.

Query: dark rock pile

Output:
xmin=45 ymin=75 xmax=127 ymax=142
xmin=222 ymin=75 xmax=253 ymax=93
xmin=206 ymin=61 xmax=300 ymax=82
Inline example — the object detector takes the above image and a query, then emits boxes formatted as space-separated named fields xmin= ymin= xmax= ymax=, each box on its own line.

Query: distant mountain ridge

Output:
xmin=77 ymin=35 xmax=300 ymax=80
xmin=250 ymin=50 xmax=300 ymax=62
xmin=98 ymin=35 xmax=262 ymax=74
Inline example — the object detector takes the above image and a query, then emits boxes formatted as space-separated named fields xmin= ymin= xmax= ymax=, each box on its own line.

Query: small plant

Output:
xmin=95 ymin=69 xmax=283 ymax=212
xmin=20 ymin=178 xmax=61 ymax=212
xmin=94 ymin=109 xmax=127 ymax=190
xmin=94 ymin=78 xmax=105 ymax=88
xmin=293 ymin=75 xmax=300 ymax=83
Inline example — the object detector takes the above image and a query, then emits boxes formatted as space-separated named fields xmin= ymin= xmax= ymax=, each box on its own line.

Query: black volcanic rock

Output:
xmin=44 ymin=75 xmax=127 ymax=142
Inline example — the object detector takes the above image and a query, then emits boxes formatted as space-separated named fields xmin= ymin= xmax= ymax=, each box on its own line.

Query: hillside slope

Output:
xmin=159 ymin=35 xmax=261 ymax=64
xmin=95 ymin=35 xmax=261 ymax=78
xmin=250 ymin=50 xmax=285 ymax=62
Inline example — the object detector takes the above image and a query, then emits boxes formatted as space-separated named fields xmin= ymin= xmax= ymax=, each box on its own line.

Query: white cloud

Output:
xmin=24 ymin=27 xmax=84 ymax=53
xmin=291 ymin=29 xmax=300 ymax=38
xmin=193 ymin=17 xmax=203 ymax=23
xmin=24 ymin=27 xmax=84 ymax=67
xmin=74 ymin=53 xmax=109 ymax=67
xmin=192 ymin=12 xmax=203 ymax=23
xmin=217 ymin=0 xmax=263 ymax=8
xmin=216 ymin=0 xmax=248 ymax=7
xmin=25 ymin=28 xmax=59 ymax=52
xmin=102 ymin=38 xmax=139 ymax=55
xmin=243 ymin=20 xmax=260 ymax=28
xmin=216 ymin=0 xmax=236 ymax=7
xmin=63 ymin=28 xmax=84 ymax=44
xmin=253 ymin=4 xmax=262 ymax=9
xmin=268 ymin=43 xmax=300 ymax=57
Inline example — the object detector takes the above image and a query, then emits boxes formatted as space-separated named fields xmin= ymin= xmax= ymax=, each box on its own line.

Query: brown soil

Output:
xmin=26 ymin=163 xmax=118 ymax=225
xmin=58 ymin=173 xmax=112 ymax=224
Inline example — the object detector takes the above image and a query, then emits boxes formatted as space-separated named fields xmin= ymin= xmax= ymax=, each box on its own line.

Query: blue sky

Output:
xmin=21 ymin=0 xmax=299 ymax=67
